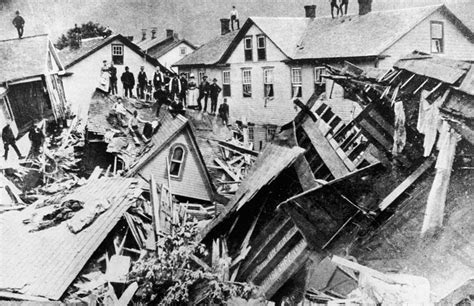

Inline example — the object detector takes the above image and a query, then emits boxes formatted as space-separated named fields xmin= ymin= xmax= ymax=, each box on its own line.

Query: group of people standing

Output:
xmin=2 ymin=119 xmax=45 ymax=162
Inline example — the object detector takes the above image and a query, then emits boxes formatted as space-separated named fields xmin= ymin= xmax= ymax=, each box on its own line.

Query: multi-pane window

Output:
xmin=222 ymin=70 xmax=231 ymax=97
xmin=111 ymin=44 xmax=124 ymax=65
xmin=266 ymin=125 xmax=277 ymax=141
xmin=169 ymin=144 xmax=186 ymax=178
xmin=242 ymin=69 xmax=252 ymax=98
xmin=291 ymin=68 xmax=302 ymax=98
xmin=431 ymin=21 xmax=444 ymax=53
xmin=314 ymin=67 xmax=326 ymax=84
xmin=257 ymin=35 xmax=266 ymax=61
xmin=248 ymin=125 xmax=255 ymax=144
xmin=244 ymin=36 xmax=253 ymax=61
xmin=263 ymin=68 xmax=274 ymax=98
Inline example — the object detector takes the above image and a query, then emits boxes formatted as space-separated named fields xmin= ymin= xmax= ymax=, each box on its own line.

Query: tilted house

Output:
xmin=59 ymin=34 xmax=169 ymax=120
xmin=175 ymin=2 xmax=474 ymax=151
xmin=137 ymin=29 xmax=197 ymax=73
xmin=85 ymin=91 xmax=216 ymax=204
xmin=0 ymin=34 xmax=67 ymax=134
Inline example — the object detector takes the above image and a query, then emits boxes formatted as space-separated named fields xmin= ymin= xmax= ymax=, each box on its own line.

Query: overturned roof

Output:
xmin=0 ymin=178 xmax=140 ymax=300
xmin=0 ymin=34 xmax=50 ymax=83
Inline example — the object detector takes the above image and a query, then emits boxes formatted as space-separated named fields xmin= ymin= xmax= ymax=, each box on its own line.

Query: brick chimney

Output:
xmin=304 ymin=5 xmax=316 ymax=18
xmin=166 ymin=29 xmax=174 ymax=38
xmin=358 ymin=0 xmax=373 ymax=15
xmin=220 ymin=18 xmax=230 ymax=35
xmin=151 ymin=27 xmax=157 ymax=39
xmin=141 ymin=28 xmax=147 ymax=41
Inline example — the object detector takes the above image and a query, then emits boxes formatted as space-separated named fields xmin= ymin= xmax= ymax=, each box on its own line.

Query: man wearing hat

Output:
xmin=12 ymin=10 xmax=25 ymax=38
xmin=209 ymin=78 xmax=222 ymax=115
xmin=2 ymin=119 xmax=24 ymax=161
xmin=121 ymin=66 xmax=135 ymax=98
xmin=197 ymin=75 xmax=210 ymax=112
xmin=137 ymin=66 xmax=148 ymax=100
xmin=179 ymin=73 xmax=188 ymax=107
xmin=28 ymin=120 xmax=45 ymax=157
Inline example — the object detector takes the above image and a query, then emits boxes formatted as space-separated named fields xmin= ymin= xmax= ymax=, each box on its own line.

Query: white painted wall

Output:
xmin=157 ymin=42 xmax=195 ymax=73
xmin=62 ymin=38 xmax=158 ymax=119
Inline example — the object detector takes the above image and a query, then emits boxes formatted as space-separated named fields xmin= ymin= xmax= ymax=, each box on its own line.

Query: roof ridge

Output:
xmin=0 ymin=33 xmax=48 ymax=43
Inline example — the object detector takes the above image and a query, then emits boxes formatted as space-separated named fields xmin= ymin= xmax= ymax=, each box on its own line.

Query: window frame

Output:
xmin=168 ymin=143 xmax=188 ymax=180
xmin=314 ymin=67 xmax=326 ymax=85
xmin=180 ymin=46 xmax=187 ymax=55
xmin=266 ymin=125 xmax=277 ymax=141
xmin=291 ymin=67 xmax=302 ymax=98
xmin=242 ymin=68 xmax=252 ymax=98
xmin=244 ymin=36 xmax=253 ymax=62
xmin=430 ymin=21 xmax=444 ymax=54
xmin=198 ymin=70 xmax=206 ymax=85
xmin=257 ymin=35 xmax=266 ymax=61
xmin=111 ymin=43 xmax=124 ymax=65
xmin=248 ymin=125 xmax=255 ymax=144
xmin=263 ymin=68 xmax=274 ymax=98
xmin=222 ymin=70 xmax=231 ymax=97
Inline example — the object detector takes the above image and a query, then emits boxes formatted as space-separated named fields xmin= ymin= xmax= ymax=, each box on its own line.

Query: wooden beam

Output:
xmin=214 ymin=158 xmax=240 ymax=181
xmin=302 ymin=120 xmax=350 ymax=179
xmin=359 ymin=120 xmax=392 ymax=151
xmin=149 ymin=175 xmax=160 ymax=254
xmin=190 ymin=254 xmax=212 ymax=271
xmin=0 ymin=292 xmax=52 ymax=302
xmin=379 ymin=157 xmax=435 ymax=211
xmin=217 ymin=141 xmax=259 ymax=157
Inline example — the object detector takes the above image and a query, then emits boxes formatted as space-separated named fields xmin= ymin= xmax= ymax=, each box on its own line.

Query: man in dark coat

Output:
xmin=12 ymin=10 xmax=25 ymax=38
xmin=168 ymin=74 xmax=181 ymax=101
xmin=28 ymin=120 xmax=45 ymax=157
xmin=153 ymin=67 xmax=164 ymax=90
xmin=154 ymin=84 xmax=168 ymax=117
xmin=2 ymin=120 xmax=24 ymax=160
xmin=109 ymin=62 xmax=118 ymax=95
xmin=179 ymin=73 xmax=188 ymax=107
xmin=137 ymin=66 xmax=147 ymax=99
xmin=218 ymin=98 xmax=230 ymax=126
xmin=197 ymin=76 xmax=210 ymax=112
xmin=121 ymin=66 xmax=135 ymax=98
xmin=209 ymin=78 xmax=222 ymax=115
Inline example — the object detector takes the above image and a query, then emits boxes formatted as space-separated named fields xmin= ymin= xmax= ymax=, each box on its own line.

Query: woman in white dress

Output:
xmin=98 ymin=60 xmax=110 ymax=92
xmin=187 ymin=74 xmax=198 ymax=109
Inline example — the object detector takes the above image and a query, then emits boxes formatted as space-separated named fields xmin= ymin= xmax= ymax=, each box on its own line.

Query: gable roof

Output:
xmin=0 ymin=34 xmax=52 ymax=83
xmin=0 ymin=177 xmax=139 ymax=300
xmin=58 ymin=34 xmax=168 ymax=71
xmin=174 ymin=30 xmax=238 ymax=67
xmin=138 ymin=35 xmax=197 ymax=59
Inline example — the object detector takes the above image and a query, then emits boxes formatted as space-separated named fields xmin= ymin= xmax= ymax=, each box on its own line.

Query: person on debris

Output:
xmin=99 ymin=60 xmax=110 ymax=93
xmin=169 ymin=96 xmax=185 ymax=118
xmin=145 ymin=80 xmax=153 ymax=102
xmin=340 ymin=0 xmax=349 ymax=15
xmin=218 ymin=98 xmax=230 ymax=126
xmin=330 ymin=0 xmax=341 ymax=18
xmin=197 ymin=75 xmax=210 ymax=112
xmin=121 ymin=66 xmax=135 ymax=98
xmin=163 ymin=71 xmax=171 ymax=91
xmin=143 ymin=120 xmax=160 ymax=139
xmin=179 ymin=73 xmax=188 ymax=107
xmin=230 ymin=6 xmax=239 ymax=31
xmin=209 ymin=78 xmax=222 ymax=116
xmin=168 ymin=74 xmax=181 ymax=101
xmin=112 ymin=98 xmax=127 ymax=126
xmin=2 ymin=119 xmax=24 ymax=161
xmin=137 ymin=66 xmax=148 ymax=100
xmin=187 ymin=74 xmax=198 ymax=109
xmin=28 ymin=120 xmax=45 ymax=157
xmin=12 ymin=10 xmax=25 ymax=39
xmin=154 ymin=83 xmax=168 ymax=117
xmin=152 ymin=67 xmax=164 ymax=90
xmin=108 ymin=62 xmax=118 ymax=95
xmin=128 ymin=110 xmax=151 ymax=144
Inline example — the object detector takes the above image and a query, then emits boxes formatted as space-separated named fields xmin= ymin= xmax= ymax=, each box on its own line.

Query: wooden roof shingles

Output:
xmin=0 ymin=178 xmax=139 ymax=300
xmin=0 ymin=34 xmax=49 ymax=83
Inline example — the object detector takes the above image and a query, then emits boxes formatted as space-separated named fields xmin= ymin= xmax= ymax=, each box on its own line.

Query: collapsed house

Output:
xmin=196 ymin=52 xmax=473 ymax=304
xmin=0 ymin=34 xmax=68 ymax=135
xmin=85 ymin=90 xmax=217 ymax=207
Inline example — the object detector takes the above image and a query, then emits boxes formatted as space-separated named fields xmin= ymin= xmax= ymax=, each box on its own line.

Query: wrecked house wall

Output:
xmin=137 ymin=130 xmax=214 ymax=202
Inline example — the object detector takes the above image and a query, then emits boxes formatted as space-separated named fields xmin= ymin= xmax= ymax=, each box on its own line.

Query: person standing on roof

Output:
xmin=154 ymin=83 xmax=168 ymax=117
xmin=112 ymin=98 xmax=127 ymax=126
xmin=197 ymin=75 xmax=210 ymax=112
xmin=121 ymin=66 xmax=135 ymax=98
xmin=209 ymin=78 xmax=222 ymax=116
xmin=218 ymin=98 xmax=230 ymax=127
xmin=230 ymin=6 xmax=239 ymax=31
xmin=12 ymin=10 xmax=25 ymax=38
xmin=137 ymin=66 xmax=148 ymax=100
xmin=153 ymin=67 xmax=164 ymax=90
xmin=28 ymin=120 xmax=45 ymax=158
xmin=2 ymin=119 xmax=24 ymax=161
xmin=179 ymin=73 xmax=188 ymax=107
xmin=330 ymin=0 xmax=340 ymax=18
xmin=99 ymin=60 xmax=110 ymax=93
xmin=109 ymin=62 xmax=118 ymax=95
xmin=340 ymin=0 xmax=349 ymax=16
xmin=168 ymin=74 xmax=181 ymax=101
xmin=187 ymin=74 xmax=198 ymax=109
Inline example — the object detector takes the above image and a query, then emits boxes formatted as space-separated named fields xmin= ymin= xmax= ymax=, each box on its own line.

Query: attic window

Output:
xmin=257 ymin=35 xmax=266 ymax=61
xmin=180 ymin=47 xmax=187 ymax=55
xmin=169 ymin=144 xmax=187 ymax=179
xmin=244 ymin=36 xmax=253 ymax=61
xmin=430 ymin=21 xmax=444 ymax=53
xmin=111 ymin=44 xmax=124 ymax=65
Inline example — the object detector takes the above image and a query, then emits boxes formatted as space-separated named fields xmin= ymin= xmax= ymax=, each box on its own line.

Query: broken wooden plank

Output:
xmin=379 ymin=157 xmax=435 ymax=211
xmin=302 ymin=119 xmax=350 ymax=179
xmin=149 ymin=175 xmax=159 ymax=253
xmin=117 ymin=282 xmax=138 ymax=306
xmin=190 ymin=254 xmax=212 ymax=271
xmin=88 ymin=166 xmax=102 ymax=182
xmin=214 ymin=158 xmax=240 ymax=181
xmin=217 ymin=140 xmax=259 ymax=157
xmin=358 ymin=120 xmax=392 ymax=151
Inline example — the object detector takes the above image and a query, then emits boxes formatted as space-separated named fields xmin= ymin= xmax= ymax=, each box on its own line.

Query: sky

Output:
xmin=0 ymin=0 xmax=472 ymax=45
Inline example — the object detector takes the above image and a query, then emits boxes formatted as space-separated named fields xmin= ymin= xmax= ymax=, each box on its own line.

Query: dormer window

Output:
xmin=257 ymin=35 xmax=266 ymax=61
xmin=430 ymin=21 xmax=444 ymax=53
xmin=169 ymin=144 xmax=187 ymax=179
xmin=244 ymin=36 xmax=253 ymax=61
